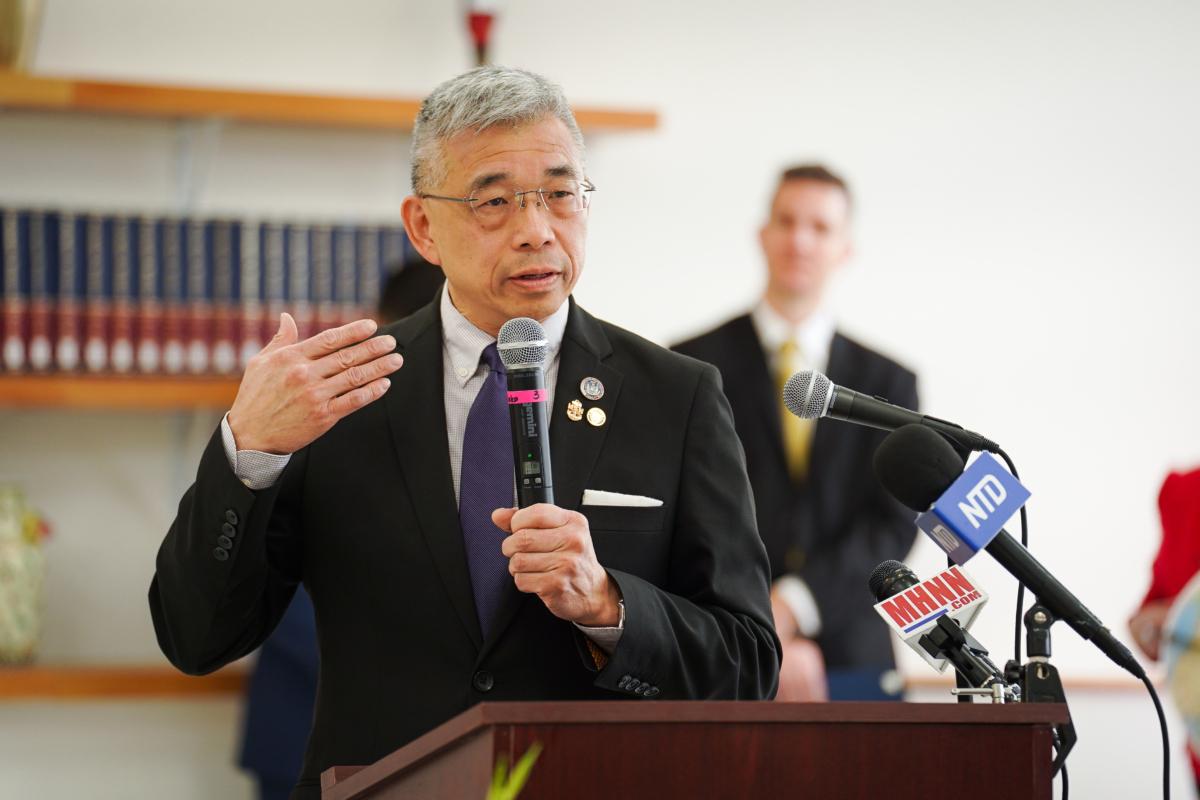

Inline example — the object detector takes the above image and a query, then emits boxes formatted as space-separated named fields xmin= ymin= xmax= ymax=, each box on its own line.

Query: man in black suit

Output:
xmin=674 ymin=165 xmax=917 ymax=702
xmin=149 ymin=66 xmax=778 ymax=799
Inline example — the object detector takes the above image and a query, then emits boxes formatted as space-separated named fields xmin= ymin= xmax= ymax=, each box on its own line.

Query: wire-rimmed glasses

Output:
xmin=420 ymin=179 xmax=596 ymax=230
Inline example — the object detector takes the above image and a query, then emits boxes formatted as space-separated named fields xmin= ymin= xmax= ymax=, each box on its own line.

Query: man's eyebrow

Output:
xmin=546 ymin=164 xmax=580 ymax=180
xmin=468 ymin=172 xmax=510 ymax=195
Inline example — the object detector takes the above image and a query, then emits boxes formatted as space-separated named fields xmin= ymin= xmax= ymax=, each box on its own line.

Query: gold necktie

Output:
xmin=776 ymin=339 xmax=814 ymax=480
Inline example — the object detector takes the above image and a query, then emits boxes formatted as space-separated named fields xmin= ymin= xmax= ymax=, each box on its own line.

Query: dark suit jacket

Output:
xmin=674 ymin=314 xmax=918 ymax=672
xmin=150 ymin=299 xmax=779 ymax=798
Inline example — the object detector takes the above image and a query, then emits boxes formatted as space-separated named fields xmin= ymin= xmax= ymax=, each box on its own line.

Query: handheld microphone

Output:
xmin=498 ymin=317 xmax=554 ymax=508
xmin=873 ymin=423 xmax=1145 ymax=679
xmin=869 ymin=560 xmax=1005 ymax=690
xmin=783 ymin=369 xmax=999 ymax=454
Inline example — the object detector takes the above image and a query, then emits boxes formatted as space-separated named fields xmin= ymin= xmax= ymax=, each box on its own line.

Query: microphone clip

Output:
xmin=1003 ymin=603 xmax=1077 ymax=777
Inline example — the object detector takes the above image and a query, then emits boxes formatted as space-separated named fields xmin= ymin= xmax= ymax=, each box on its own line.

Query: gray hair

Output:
xmin=410 ymin=66 xmax=586 ymax=194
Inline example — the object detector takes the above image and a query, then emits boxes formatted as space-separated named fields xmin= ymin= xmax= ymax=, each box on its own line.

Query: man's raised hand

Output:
xmin=226 ymin=313 xmax=404 ymax=455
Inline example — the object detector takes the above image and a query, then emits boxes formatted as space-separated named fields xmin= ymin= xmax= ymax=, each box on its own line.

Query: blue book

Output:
xmin=55 ymin=211 xmax=86 ymax=372
xmin=286 ymin=222 xmax=313 ymax=339
xmin=110 ymin=216 xmax=136 ymax=374
xmin=160 ymin=217 xmax=186 ymax=375
xmin=210 ymin=219 xmax=240 ymax=376
xmin=83 ymin=214 xmax=113 ymax=373
xmin=185 ymin=218 xmax=212 ymax=374
xmin=333 ymin=224 xmax=357 ymax=326
xmin=356 ymin=225 xmax=382 ymax=319
xmin=239 ymin=220 xmax=265 ymax=370
xmin=136 ymin=214 xmax=165 ymax=374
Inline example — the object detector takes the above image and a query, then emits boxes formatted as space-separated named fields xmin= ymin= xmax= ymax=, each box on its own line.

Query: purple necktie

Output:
xmin=459 ymin=343 xmax=515 ymax=638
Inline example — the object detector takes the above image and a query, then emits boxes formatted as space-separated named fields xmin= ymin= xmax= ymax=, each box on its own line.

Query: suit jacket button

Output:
xmin=222 ymin=522 xmax=236 ymax=538
xmin=225 ymin=509 xmax=239 ymax=525
xmin=618 ymin=675 xmax=631 ymax=689
xmin=645 ymin=687 xmax=660 ymax=698
xmin=217 ymin=535 xmax=233 ymax=549
xmin=213 ymin=547 xmax=229 ymax=562
xmin=472 ymin=670 xmax=494 ymax=692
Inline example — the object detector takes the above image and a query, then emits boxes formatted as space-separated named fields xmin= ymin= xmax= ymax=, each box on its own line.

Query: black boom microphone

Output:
xmin=783 ymin=369 xmax=999 ymax=454
xmin=498 ymin=317 xmax=554 ymax=508
xmin=872 ymin=423 xmax=1145 ymax=680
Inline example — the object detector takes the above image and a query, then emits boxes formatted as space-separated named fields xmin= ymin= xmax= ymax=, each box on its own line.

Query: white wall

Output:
xmin=3 ymin=0 xmax=1198 ymax=797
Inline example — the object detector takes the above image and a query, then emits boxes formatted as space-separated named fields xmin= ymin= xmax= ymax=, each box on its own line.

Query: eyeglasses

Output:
xmin=420 ymin=179 xmax=596 ymax=230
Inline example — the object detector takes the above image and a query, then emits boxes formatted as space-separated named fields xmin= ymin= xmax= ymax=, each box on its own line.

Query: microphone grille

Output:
xmin=868 ymin=559 xmax=918 ymax=602
xmin=497 ymin=317 xmax=549 ymax=369
xmin=782 ymin=370 xmax=831 ymax=420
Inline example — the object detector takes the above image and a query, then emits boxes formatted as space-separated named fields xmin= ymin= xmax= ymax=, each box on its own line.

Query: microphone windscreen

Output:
xmin=872 ymin=423 xmax=966 ymax=512
xmin=783 ymin=370 xmax=830 ymax=420
xmin=869 ymin=559 xmax=924 ymax=602
xmin=497 ymin=317 xmax=548 ymax=369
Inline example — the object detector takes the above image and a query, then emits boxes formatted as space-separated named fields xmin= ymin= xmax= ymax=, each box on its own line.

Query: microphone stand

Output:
xmin=1004 ymin=603 xmax=1077 ymax=777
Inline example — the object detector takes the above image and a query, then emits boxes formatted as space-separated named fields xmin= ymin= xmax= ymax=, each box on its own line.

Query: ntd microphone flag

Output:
xmin=915 ymin=452 xmax=1031 ymax=565
xmin=873 ymin=565 xmax=988 ymax=672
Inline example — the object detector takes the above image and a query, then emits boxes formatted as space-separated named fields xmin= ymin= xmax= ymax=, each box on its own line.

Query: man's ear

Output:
xmin=401 ymin=195 xmax=442 ymax=266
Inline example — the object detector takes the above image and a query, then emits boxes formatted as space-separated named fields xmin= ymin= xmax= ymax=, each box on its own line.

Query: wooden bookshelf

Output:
xmin=0 ymin=375 xmax=240 ymax=410
xmin=0 ymin=665 xmax=246 ymax=700
xmin=0 ymin=70 xmax=659 ymax=131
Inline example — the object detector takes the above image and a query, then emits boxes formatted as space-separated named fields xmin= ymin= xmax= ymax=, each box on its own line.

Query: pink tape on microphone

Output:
xmin=507 ymin=389 xmax=548 ymax=405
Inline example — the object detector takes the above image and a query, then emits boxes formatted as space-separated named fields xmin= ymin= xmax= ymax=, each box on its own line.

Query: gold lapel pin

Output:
xmin=586 ymin=407 xmax=607 ymax=427
xmin=567 ymin=399 xmax=584 ymax=422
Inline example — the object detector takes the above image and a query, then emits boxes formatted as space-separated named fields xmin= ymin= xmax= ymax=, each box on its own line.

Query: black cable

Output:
xmin=1142 ymin=675 xmax=1172 ymax=799
xmin=996 ymin=447 xmax=1027 ymax=665
xmin=1060 ymin=757 xmax=1069 ymax=800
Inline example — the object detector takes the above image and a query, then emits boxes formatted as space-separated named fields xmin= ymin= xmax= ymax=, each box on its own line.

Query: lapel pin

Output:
xmin=566 ymin=399 xmax=584 ymax=422
xmin=580 ymin=377 xmax=604 ymax=401
xmin=586 ymin=407 xmax=607 ymax=427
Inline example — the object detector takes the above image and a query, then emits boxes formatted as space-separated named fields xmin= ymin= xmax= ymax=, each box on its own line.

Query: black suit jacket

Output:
xmin=150 ymin=299 xmax=779 ymax=798
xmin=673 ymin=314 xmax=918 ymax=672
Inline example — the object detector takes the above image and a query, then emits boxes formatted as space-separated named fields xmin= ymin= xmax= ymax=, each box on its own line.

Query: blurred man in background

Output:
xmin=674 ymin=164 xmax=918 ymax=701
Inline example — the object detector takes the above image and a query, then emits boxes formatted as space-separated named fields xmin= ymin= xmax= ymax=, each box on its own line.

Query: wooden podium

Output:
xmin=321 ymin=701 xmax=1067 ymax=799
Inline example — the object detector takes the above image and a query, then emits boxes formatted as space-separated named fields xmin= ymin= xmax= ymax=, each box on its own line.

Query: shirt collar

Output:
xmin=440 ymin=283 xmax=570 ymax=387
xmin=751 ymin=298 xmax=836 ymax=373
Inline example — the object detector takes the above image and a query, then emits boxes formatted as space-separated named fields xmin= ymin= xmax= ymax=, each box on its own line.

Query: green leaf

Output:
xmin=485 ymin=741 xmax=543 ymax=800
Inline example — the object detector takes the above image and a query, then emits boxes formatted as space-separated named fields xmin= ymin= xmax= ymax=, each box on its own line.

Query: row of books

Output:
xmin=0 ymin=208 xmax=415 ymax=376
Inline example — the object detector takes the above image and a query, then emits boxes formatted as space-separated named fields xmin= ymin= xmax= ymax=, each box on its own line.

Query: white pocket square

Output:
xmin=581 ymin=489 xmax=663 ymax=508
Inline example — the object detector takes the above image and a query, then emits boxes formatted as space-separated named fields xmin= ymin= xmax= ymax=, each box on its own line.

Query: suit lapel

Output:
xmin=383 ymin=301 xmax=483 ymax=650
xmin=727 ymin=314 xmax=789 ymax=476
xmin=478 ymin=299 xmax=621 ymax=657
